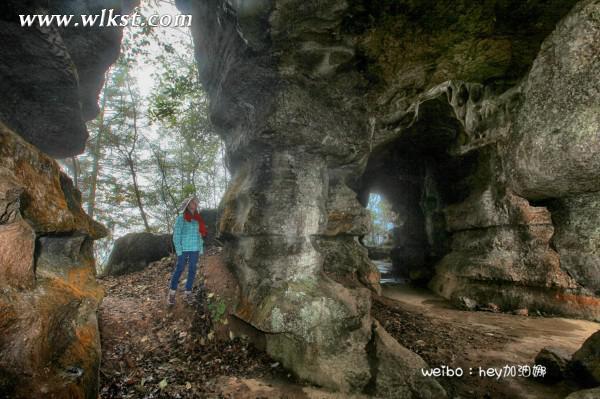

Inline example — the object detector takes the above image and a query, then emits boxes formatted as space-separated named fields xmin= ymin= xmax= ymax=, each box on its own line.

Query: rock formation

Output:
xmin=0 ymin=123 xmax=107 ymax=398
xmin=0 ymin=1 xmax=132 ymax=397
xmin=176 ymin=0 xmax=599 ymax=394
xmin=0 ymin=0 xmax=598 ymax=397
xmin=0 ymin=0 xmax=135 ymax=158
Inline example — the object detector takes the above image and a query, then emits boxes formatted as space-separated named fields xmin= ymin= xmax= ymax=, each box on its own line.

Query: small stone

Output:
xmin=484 ymin=303 xmax=500 ymax=313
xmin=457 ymin=296 xmax=477 ymax=310
xmin=513 ymin=308 xmax=529 ymax=316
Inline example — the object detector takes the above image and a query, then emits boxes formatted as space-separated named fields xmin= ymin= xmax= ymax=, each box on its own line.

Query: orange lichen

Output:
xmin=555 ymin=293 xmax=600 ymax=307
xmin=67 ymin=324 xmax=99 ymax=361
xmin=45 ymin=273 xmax=102 ymax=302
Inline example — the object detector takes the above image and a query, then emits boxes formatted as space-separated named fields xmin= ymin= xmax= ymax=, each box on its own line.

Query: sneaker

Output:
xmin=167 ymin=289 xmax=176 ymax=306
xmin=184 ymin=291 xmax=193 ymax=304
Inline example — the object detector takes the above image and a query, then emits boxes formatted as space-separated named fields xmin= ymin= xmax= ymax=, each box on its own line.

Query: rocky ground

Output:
xmin=98 ymin=253 xmax=597 ymax=399
xmin=375 ymin=286 xmax=599 ymax=399
xmin=98 ymin=252 xmax=288 ymax=398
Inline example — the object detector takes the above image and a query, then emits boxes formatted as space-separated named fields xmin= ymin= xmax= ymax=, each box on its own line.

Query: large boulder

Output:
xmin=571 ymin=330 xmax=600 ymax=387
xmin=534 ymin=347 xmax=572 ymax=383
xmin=103 ymin=232 xmax=174 ymax=276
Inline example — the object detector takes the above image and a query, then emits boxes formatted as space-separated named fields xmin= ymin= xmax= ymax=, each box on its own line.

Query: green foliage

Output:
xmin=207 ymin=297 xmax=227 ymax=324
xmin=182 ymin=184 xmax=196 ymax=198
xmin=72 ymin=0 xmax=229 ymax=268
xmin=366 ymin=193 xmax=395 ymax=246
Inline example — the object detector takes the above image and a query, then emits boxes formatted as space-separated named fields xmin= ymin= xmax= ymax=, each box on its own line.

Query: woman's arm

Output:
xmin=173 ymin=215 xmax=183 ymax=256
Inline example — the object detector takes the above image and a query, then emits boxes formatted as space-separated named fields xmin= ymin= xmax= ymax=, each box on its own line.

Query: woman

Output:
xmin=168 ymin=196 xmax=207 ymax=305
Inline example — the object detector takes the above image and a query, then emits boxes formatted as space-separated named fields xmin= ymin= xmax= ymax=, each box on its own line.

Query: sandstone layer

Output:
xmin=0 ymin=123 xmax=107 ymax=398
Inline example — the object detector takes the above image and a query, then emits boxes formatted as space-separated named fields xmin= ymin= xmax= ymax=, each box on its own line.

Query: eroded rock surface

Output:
xmin=0 ymin=124 xmax=107 ymax=398
xmin=0 ymin=0 xmax=598 ymax=397
xmin=177 ymin=0 xmax=599 ymax=394
xmin=0 ymin=2 xmax=128 ymax=397
xmin=0 ymin=0 xmax=135 ymax=157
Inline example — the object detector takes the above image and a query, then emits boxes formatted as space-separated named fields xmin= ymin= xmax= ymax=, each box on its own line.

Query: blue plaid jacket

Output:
xmin=173 ymin=214 xmax=204 ymax=256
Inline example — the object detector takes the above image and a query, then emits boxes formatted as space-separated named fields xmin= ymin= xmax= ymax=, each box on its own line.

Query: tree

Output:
xmin=86 ymin=71 xmax=110 ymax=219
xmin=366 ymin=193 xmax=396 ymax=246
xmin=67 ymin=1 xmax=230 ymax=269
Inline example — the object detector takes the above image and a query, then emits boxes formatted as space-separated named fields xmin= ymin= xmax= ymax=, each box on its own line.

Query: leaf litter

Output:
xmin=98 ymin=253 xmax=282 ymax=398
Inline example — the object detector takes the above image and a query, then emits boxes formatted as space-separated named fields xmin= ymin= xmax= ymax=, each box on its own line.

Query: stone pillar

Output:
xmin=178 ymin=0 xmax=446 ymax=395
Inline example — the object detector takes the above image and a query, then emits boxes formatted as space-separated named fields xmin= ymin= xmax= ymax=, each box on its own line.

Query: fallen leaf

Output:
xmin=159 ymin=378 xmax=168 ymax=389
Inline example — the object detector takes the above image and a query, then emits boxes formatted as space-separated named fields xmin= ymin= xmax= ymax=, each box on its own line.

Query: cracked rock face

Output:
xmin=0 ymin=123 xmax=107 ymax=398
xmin=0 ymin=0 xmax=135 ymax=158
xmin=178 ymin=0 xmax=599 ymax=393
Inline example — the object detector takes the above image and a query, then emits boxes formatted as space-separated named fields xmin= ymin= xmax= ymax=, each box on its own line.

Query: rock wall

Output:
xmin=430 ymin=0 xmax=600 ymax=320
xmin=0 ymin=0 xmax=597 ymax=396
xmin=176 ymin=0 xmax=444 ymax=395
xmin=0 ymin=0 xmax=134 ymax=158
xmin=177 ymin=0 xmax=599 ymax=394
xmin=0 ymin=123 xmax=107 ymax=398
xmin=0 ymin=1 xmax=131 ymax=397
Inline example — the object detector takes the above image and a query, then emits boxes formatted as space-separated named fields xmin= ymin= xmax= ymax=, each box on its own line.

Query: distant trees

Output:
xmin=63 ymin=2 xmax=228 ymax=266
xmin=366 ymin=193 xmax=396 ymax=246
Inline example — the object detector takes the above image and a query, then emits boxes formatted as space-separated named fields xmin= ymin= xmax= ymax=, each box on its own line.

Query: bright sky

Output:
xmin=133 ymin=0 xmax=192 ymax=99
xmin=120 ymin=0 xmax=195 ymax=145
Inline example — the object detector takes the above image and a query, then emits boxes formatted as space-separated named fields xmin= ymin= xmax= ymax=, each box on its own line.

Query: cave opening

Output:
xmin=363 ymin=192 xmax=400 ymax=284
xmin=359 ymin=97 xmax=482 ymax=288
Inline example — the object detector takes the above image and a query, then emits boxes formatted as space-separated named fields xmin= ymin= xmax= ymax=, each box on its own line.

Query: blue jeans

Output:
xmin=170 ymin=251 xmax=199 ymax=291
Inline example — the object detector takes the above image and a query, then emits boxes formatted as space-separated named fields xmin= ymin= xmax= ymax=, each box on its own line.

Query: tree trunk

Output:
xmin=127 ymin=155 xmax=151 ymax=232
xmin=124 ymin=78 xmax=150 ymax=232
xmin=71 ymin=157 xmax=80 ymax=190
xmin=87 ymin=81 xmax=108 ymax=218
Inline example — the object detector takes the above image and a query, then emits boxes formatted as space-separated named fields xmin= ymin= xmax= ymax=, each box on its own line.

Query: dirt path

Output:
xmin=97 ymin=254 xmax=364 ymax=399
xmin=377 ymin=284 xmax=600 ymax=399
xmin=97 ymin=254 xmax=282 ymax=398
xmin=97 ymin=255 xmax=598 ymax=398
